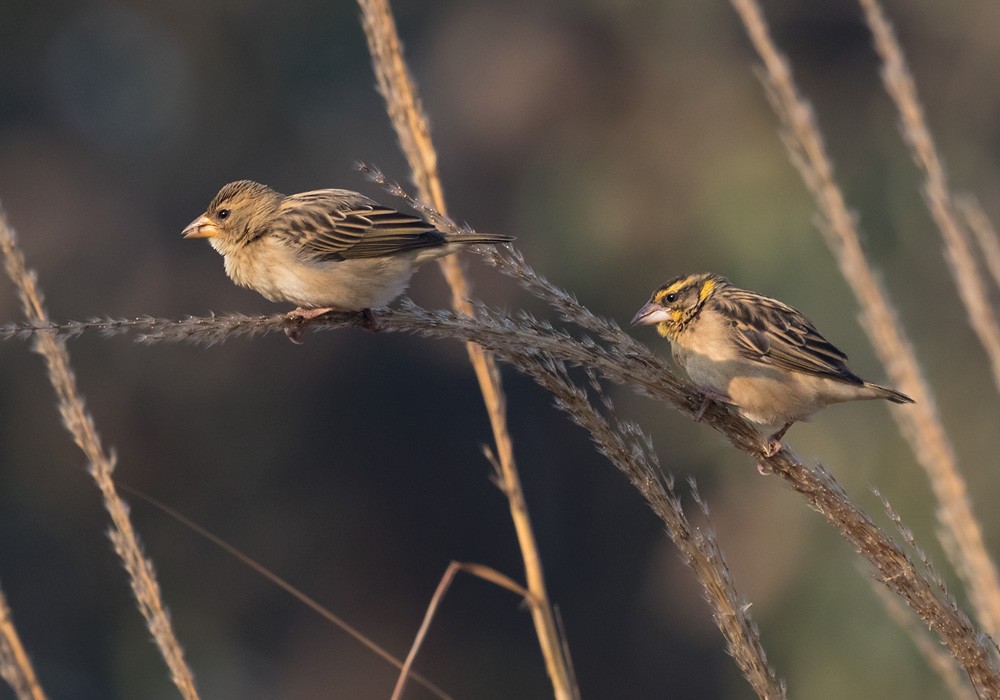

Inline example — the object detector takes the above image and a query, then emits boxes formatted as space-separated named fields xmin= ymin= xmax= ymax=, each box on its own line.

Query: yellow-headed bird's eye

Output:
xmin=665 ymin=292 xmax=678 ymax=303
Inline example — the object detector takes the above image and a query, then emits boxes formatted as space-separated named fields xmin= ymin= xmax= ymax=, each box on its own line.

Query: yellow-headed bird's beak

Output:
xmin=631 ymin=300 xmax=671 ymax=326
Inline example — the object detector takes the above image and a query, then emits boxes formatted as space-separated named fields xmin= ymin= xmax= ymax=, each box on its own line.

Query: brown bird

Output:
xmin=632 ymin=273 xmax=913 ymax=459
xmin=183 ymin=180 xmax=513 ymax=337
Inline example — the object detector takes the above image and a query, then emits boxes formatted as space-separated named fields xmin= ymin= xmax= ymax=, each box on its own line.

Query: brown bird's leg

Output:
xmin=283 ymin=307 xmax=335 ymax=344
xmin=359 ymin=308 xmax=381 ymax=333
xmin=694 ymin=388 xmax=732 ymax=422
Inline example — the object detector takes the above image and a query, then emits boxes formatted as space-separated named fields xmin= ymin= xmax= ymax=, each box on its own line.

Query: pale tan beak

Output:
xmin=182 ymin=214 xmax=220 ymax=239
xmin=631 ymin=300 xmax=670 ymax=326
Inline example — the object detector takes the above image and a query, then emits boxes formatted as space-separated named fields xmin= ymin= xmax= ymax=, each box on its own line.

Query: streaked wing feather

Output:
xmin=271 ymin=191 xmax=445 ymax=261
xmin=718 ymin=289 xmax=863 ymax=384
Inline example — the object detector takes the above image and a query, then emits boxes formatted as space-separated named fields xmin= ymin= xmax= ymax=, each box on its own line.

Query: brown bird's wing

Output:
xmin=272 ymin=189 xmax=445 ymax=262
xmin=716 ymin=288 xmax=864 ymax=384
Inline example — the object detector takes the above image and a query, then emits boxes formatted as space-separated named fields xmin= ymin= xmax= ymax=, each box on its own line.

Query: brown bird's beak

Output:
xmin=631 ymin=300 xmax=670 ymax=326
xmin=182 ymin=214 xmax=220 ymax=239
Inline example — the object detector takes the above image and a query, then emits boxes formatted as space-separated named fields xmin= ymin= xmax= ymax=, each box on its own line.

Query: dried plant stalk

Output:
xmin=522 ymin=363 xmax=784 ymax=699
xmin=357 ymin=1 xmax=578 ymax=697
xmin=0 ymin=207 xmax=200 ymax=700
xmin=118 ymin=484 xmax=453 ymax=700
xmin=729 ymin=0 xmax=1000 ymax=644
xmin=0 ymin=587 xmax=45 ymax=700
xmin=860 ymin=0 xmax=1000 ymax=398
xmin=872 ymin=584 xmax=975 ymax=700
xmin=392 ymin=563 xmax=533 ymax=700
xmin=959 ymin=196 xmax=1000 ymax=295
xmin=869 ymin=484 xmax=978 ymax=700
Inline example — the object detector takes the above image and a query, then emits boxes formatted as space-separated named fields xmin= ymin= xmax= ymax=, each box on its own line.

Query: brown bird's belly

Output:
xmin=270 ymin=257 xmax=415 ymax=309
xmin=224 ymin=240 xmax=417 ymax=310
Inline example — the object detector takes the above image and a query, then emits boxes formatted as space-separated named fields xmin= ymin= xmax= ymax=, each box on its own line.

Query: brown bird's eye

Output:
xmin=217 ymin=209 xmax=230 ymax=220
xmin=665 ymin=293 xmax=678 ymax=303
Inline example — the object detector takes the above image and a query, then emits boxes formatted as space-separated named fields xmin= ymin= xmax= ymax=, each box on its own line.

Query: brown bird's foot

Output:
xmin=756 ymin=460 xmax=773 ymax=476
xmin=694 ymin=388 xmax=732 ymax=422
xmin=283 ymin=321 xmax=306 ymax=344
xmin=359 ymin=308 xmax=381 ymax=333
xmin=283 ymin=306 xmax=335 ymax=344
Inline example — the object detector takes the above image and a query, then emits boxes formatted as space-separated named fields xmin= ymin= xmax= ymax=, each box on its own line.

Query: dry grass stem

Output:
xmin=871 ymin=584 xmax=975 ymax=700
xmin=357 ymin=2 xmax=578 ymax=697
xmin=13 ymin=293 xmax=1000 ymax=692
xmin=860 ymin=0 xmax=1000 ymax=399
xmin=958 ymin=196 xmax=1000 ymax=296
xmin=861 ymin=0 xmax=1000 ymax=639
xmin=0 ymin=587 xmax=46 ymax=700
xmin=524 ymin=365 xmax=784 ymax=698
xmin=729 ymin=0 xmax=1000 ymax=646
xmin=392 ymin=562 xmax=532 ymax=700
xmin=118 ymin=484 xmax=453 ymax=700
xmin=869 ymin=486 xmax=978 ymax=700
xmin=0 ymin=207 xmax=200 ymax=700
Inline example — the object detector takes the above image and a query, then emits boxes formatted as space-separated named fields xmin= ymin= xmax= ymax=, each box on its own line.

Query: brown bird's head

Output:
xmin=182 ymin=180 xmax=284 ymax=253
xmin=631 ymin=273 xmax=728 ymax=339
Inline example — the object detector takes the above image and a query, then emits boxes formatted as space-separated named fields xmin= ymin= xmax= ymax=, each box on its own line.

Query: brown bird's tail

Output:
xmin=864 ymin=382 xmax=915 ymax=404
xmin=415 ymin=231 xmax=514 ymax=265
xmin=445 ymin=232 xmax=515 ymax=246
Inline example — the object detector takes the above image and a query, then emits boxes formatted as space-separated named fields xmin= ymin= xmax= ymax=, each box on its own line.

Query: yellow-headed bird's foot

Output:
xmin=694 ymin=388 xmax=732 ymax=422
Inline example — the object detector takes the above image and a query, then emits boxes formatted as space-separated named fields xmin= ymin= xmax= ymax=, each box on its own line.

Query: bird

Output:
xmin=183 ymin=180 xmax=513 ymax=339
xmin=631 ymin=273 xmax=913 ymax=459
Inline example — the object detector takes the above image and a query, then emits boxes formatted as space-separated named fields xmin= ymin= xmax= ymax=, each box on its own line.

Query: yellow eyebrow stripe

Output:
xmin=655 ymin=278 xmax=689 ymax=303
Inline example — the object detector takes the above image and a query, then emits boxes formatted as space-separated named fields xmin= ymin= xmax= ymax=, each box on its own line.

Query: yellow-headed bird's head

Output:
xmin=631 ymin=273 xmax=726 ymax=339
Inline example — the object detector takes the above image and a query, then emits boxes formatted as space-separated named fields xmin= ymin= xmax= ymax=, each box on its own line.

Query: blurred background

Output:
xmin=1 ymin=0 xmax=999 ymax=697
